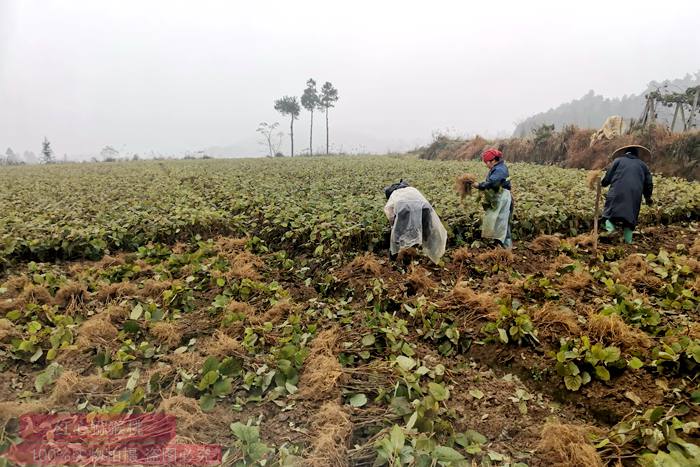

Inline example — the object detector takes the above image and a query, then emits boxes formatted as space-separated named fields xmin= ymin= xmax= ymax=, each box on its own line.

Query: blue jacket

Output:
xmin=477 ymin=161 xmax=511 ymax=191
xmin=601 ymin=154 xmax=653 ymax=227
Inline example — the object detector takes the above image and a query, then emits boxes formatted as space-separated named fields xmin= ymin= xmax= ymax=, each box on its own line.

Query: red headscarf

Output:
xmin=481 ymin=148 xmax=502 ymax=163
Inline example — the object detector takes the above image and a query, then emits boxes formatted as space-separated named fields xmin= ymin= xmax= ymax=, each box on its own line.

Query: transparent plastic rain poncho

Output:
xmin=481 ymin=189 xmax=512 ymax=247
xmin=383 ymin=187 xmax=448 ymax=264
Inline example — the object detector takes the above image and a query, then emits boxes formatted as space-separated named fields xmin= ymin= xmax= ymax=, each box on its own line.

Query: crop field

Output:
xmin=1 ymin=156 xmax=700 ymax=466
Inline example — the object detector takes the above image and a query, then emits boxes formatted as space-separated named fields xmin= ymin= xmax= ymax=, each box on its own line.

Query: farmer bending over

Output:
xmin=600 ymin=145 xmax=653 ymax=244
xmin=383 ymin=180 xmax=447 ymax=264
xmin=472 ymin=148 xmax=513 ymax=248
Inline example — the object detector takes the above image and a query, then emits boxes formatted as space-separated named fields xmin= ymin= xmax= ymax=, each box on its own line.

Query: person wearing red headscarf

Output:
xmin=472 ymin=148 xmax=513 ymax=247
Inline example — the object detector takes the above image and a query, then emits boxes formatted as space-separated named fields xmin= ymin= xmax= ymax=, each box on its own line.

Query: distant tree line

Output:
xmin=514 ymin=72 xmax=700 ymax=136
xmin=269 ymin=79 xmax=339 ymax=157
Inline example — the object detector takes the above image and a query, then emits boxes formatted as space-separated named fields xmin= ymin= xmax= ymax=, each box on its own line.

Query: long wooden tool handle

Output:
xmin=593 ymin=181 xmax=602 ymax=252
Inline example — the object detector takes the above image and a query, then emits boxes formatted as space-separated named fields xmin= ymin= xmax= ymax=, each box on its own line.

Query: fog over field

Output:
xmin=1 ymin=0 xmax=699 ymax=159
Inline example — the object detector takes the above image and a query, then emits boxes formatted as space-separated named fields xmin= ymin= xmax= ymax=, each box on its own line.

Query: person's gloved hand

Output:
xmin=646 ymin=198 xmax=654 ymax=207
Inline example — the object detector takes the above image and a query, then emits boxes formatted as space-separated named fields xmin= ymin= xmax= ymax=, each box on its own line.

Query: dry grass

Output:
xmin=95 ymin=282 xmax=138 ymax=302
xmin=533 ymin=302 xmax=581 ymax=335
xmin=531 ymin=235 xmax=561 ymax=253
xmin=587 ymin=312 xmax=652 ymax=350
xmin=150 ymin=321 xmax=183 ymax=347
xmin=691 ymin=277 xmax=700 ymax=294
xmin=75 ymin=313 xmax=118 ymax=349
xmin=95 ymin=255 xmax=126 ymax=269
xmin=538 ymin=421 xmax=603 ymax=467
xmin=681 ymin=257 xmax=700 ymax=274
xmin=451 ymin=247 xmax=471 ymax=262
xmin=406 ymin=265 xmax=437 ymax=294
xmin=455 ymin=173 xmax=477 ymax=200
xmin=200 ymin=330 xmax=244 ymax=358
xmin=305 ymin=401 xmax=353 ymax=467
xmin=50 ymin=370 xmax=116 ymax=405
xmin=475 ymin=248 xmax=514 ymax=265
xmin=215 ymin=236 xmax=247 ymax=253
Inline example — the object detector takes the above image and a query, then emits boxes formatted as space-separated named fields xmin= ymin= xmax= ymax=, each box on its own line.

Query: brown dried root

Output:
xmin=561 ymin=270 xmax=592 ymax=292
xmin=95 ymin=282 xmax=138 ymax=302
xmin=158 ymin=396 xmax=203 ymax=432
xmin=305 ymin=401 xmax=353 ymax=467
xmin=75 ymin=313 xmax=118 ymax=349
xmin=587 ymin=313 xmax=652 ymax=350
xmin=475 ymin=248 xmax=514 ymax=265
xmin=248 ymin=300 xmax=294 ymax=325
xmin=531 ymin=235 xmax=561 ymax=253
xmin=0 ymin=275 xmax=29 ymax=298
xmin=163 ymin=352 xmax=206 ymax=373
xmin=0 ymin=400 xmax=49 ymax=427
xmin=406 ymin=265 xmax=437 ymax=295
xmin=139 ymin=279 xmax=173 ymax=299
xmin=690 ymin=238 xmax=700 ymax=258
xmin=342 ymin=253 xmax=382 ymax=277
xmin=50 ymin=371 xmax=116 ymax=405
xmin=538 ymin=421 xmax=603 ymax=467
xmin=200 ymin=330 xmax=244 ymax=358
xmin=451 ymin=247 xmax=470 ymax=262
xmin=566 ymin=234 xmax=596 ymax=249
xmin=19 ymin=284 xmax=53 ymax=305
xmin=227 ymin=251 xmax=263 ymax=280
xmin=533 ymin=303 xmax=581 ymax=336
xmin=150 ymin=321 xmax=183 ymax=348
xmin=586 ymin=170 xmax=602 ymax=191
xmin=0 ymin=318 xmax=19 ymax=342
xmin=441 ymin=282 xmax=498 ymax=318
xmin=298 ymin=328 xmax=344 ymax=400
xmin=54 ymin=281 xmax=88 ymax=312
xmin=455 ymin=173 xmax=477 ymax=200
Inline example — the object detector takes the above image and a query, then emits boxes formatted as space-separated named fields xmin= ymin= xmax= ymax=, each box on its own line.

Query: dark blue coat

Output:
xmin=601 ymin=154 xmax=653 ymax=227
xmin=477 ymin=161 xmax=511 ymax=191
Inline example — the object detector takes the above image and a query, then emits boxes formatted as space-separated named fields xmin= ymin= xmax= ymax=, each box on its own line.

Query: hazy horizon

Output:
xmin=1 ymin=0 xmax=699 ymax=159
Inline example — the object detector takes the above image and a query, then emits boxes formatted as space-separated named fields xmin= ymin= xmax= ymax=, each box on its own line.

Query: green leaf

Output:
xmin=564 ymin=375 xmax=582 ymax=391
xmin=130 ymin=304 xmax=143 ymax=320
xmin=198 ymin=370 xmax=219 ymax=390
xmin=361 ymin=334 xmax=375 ymax=347
xmin=349 ymin=393 xmax=367 ymax=407
xmin=30 ymin=348 xmax=43 ymax=362
xmin=594 ymin=365 xmax=610 ymax=381
xmin=396 ymin=355 xmax=416 ymax=371
xmin=212 ymin=378 xmax=233 ymax=397
xmin=202 ymin=356 xmax=220 ymax=374
xmin=433 ymin=445 xmax=465 ymax=462
xmin=389 ymin=425 xmax=405 ymax=451
xmin=428 ymin=382 xmax=449 ymax=401
xmin=497 ymin=328 xmax=508 ymax=343
xmin=469 ymin=389 xmax=484 ymax=400
xmin=628 ymin=357 xmax=644 ymax=369
xmin=218 ymin=357 xmax=242 ymax=376
xmin=199 ymin=394 xmax=216 ymax=412
xmin=34 ymin=363 xmax=63 ymax=393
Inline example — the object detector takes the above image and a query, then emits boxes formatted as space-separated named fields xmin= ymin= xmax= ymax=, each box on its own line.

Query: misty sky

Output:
xmin=1 ymin=0 xmax=699 ymax=158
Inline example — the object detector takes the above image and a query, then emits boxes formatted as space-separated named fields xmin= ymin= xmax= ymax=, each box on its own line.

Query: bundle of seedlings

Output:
xmin=455 ymin=173 xmax=478 ymax=201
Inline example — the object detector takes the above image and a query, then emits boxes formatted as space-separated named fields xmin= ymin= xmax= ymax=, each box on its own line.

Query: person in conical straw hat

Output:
xmin=600 ymin=144 xmax=654 ymax=244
